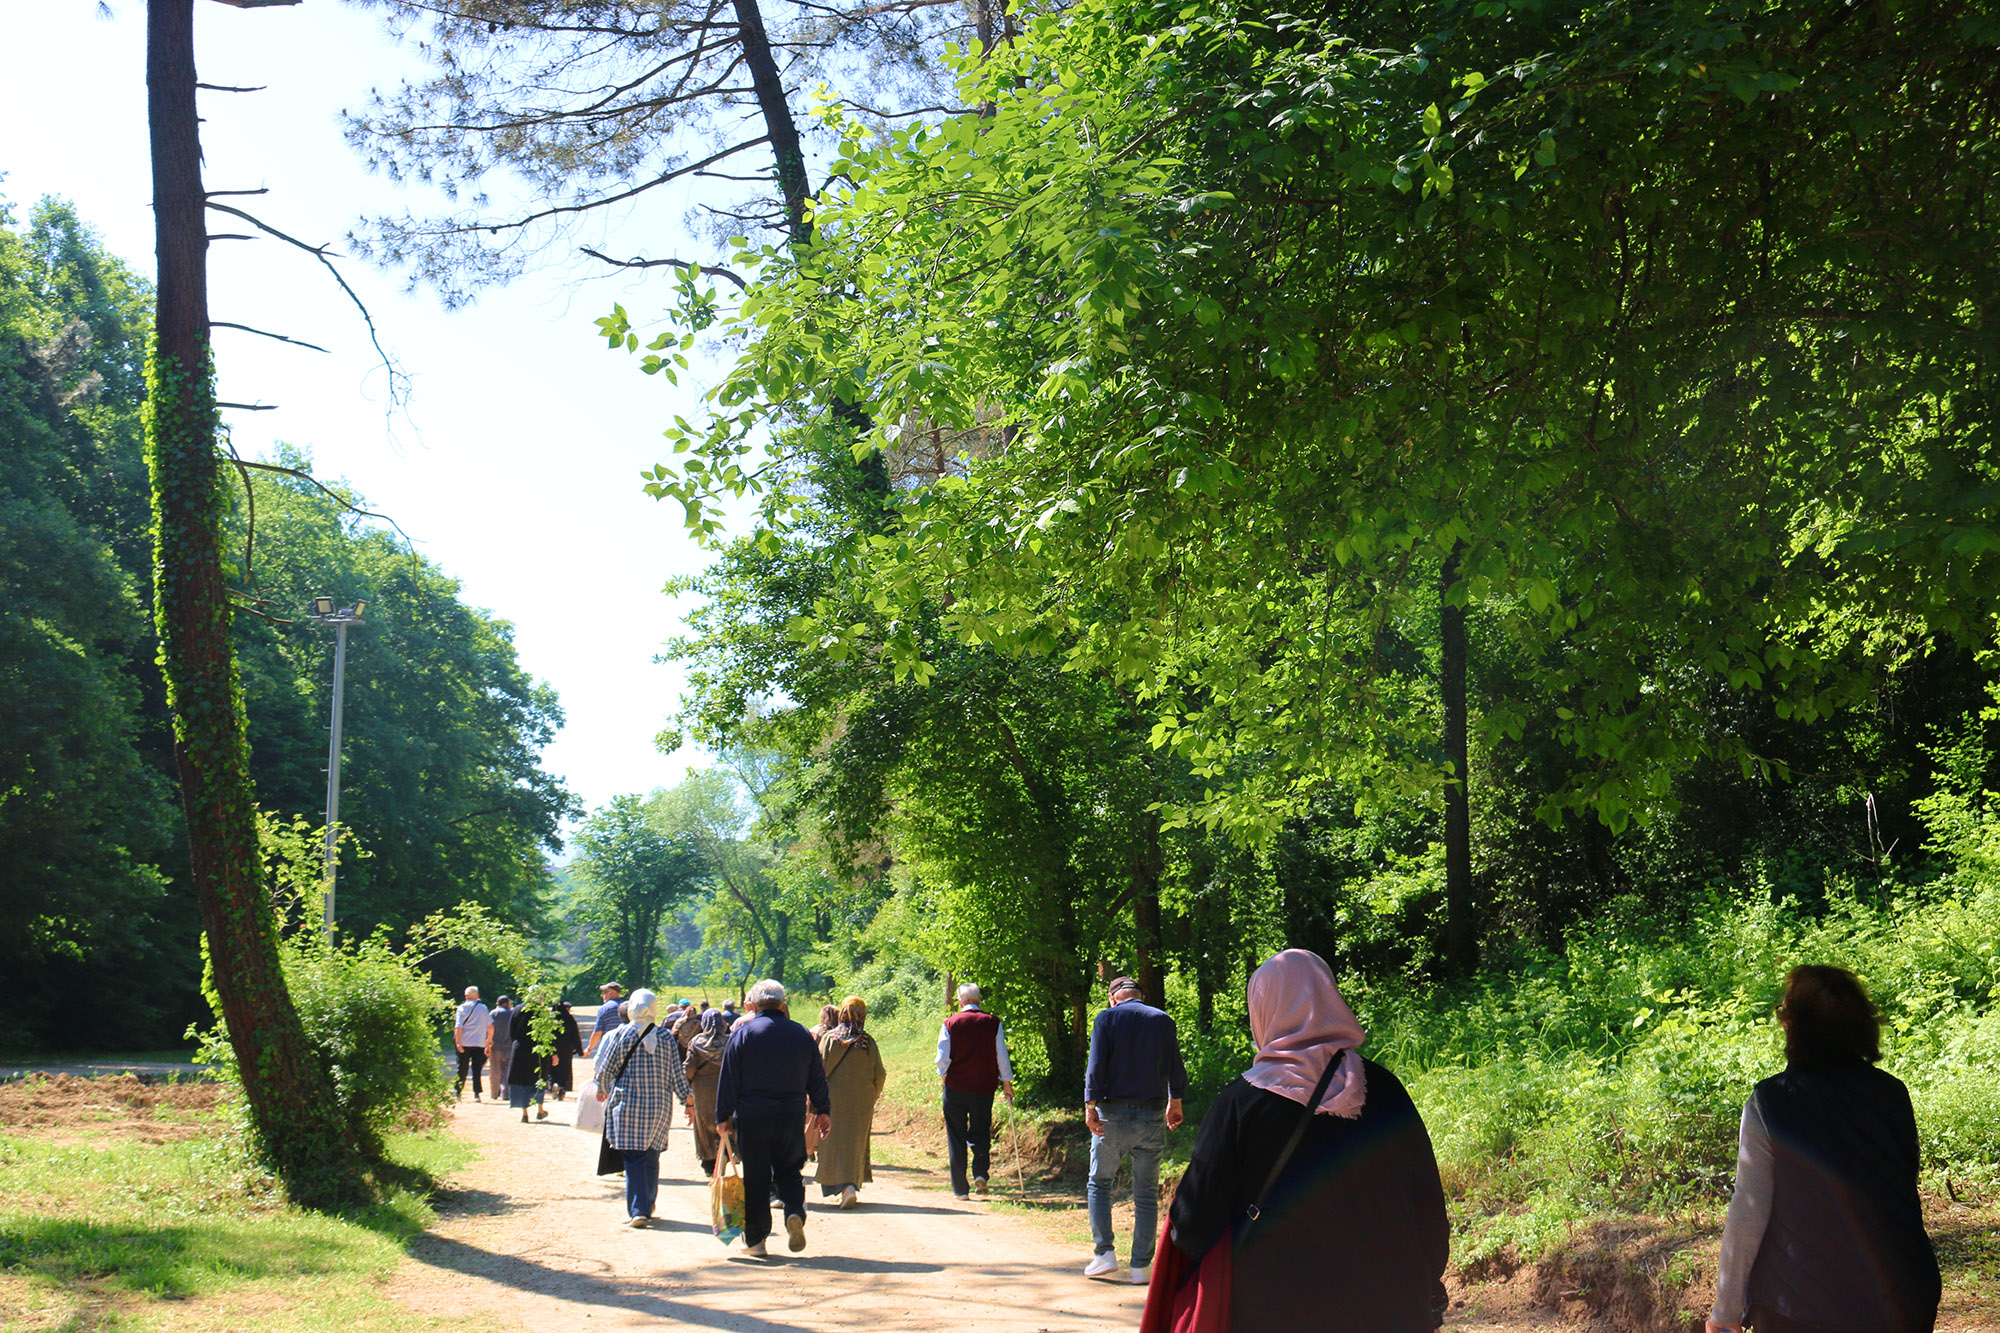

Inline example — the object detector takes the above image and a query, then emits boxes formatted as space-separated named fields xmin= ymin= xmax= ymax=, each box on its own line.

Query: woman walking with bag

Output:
xmin=594 ymin=988 xmax=692 ymax=1227
xmin=816 ymin=996 xmax=888 ymax=1208
xmin=1142 ymin=949 xmax=1448 ymax=1332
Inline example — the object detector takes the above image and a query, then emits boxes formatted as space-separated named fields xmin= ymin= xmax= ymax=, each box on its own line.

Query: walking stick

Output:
xmin=1009 ymin=1096 xmax=1026 ymax=1196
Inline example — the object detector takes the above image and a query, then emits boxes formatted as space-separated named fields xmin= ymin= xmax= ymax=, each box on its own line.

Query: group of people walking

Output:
xmin=580 ymin=978 xmax=889 ymax=1256
xmin=464 ymin=953 xmax=1939 ymax=1333
xmin=451 ymin=987 xmax=584 ymax=1121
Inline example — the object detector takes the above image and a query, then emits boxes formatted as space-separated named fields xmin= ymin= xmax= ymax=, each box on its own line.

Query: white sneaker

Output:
xmin=839 ymin=1186 xmax=858 ymax=1209
xmin=972 ymin=1176 xmax=988 ymax=1196
xmin=1083 ymin=1253 xmax=1119 ymax=1278
xmin=742 ymin=1240 xmax=767 ymax=1257
xmin=1129 ymin=1264 xmax=1151 ymax=1285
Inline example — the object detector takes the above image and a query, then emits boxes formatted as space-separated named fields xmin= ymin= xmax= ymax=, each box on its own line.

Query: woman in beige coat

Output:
xmin=815 ymin=996 xmax=888 ymax=1208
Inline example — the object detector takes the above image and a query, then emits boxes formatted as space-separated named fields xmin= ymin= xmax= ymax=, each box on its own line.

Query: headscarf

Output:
xmin=831 ymin=995 xmax=867 ymax=1043
xmin=627 ymin=988 xmax=661 ymax=1051
xmin=1242 ymin=949 xmax=1367 ymax=1118
xmin=692 ymin=1006 xmax=731 ymax=1054
xmin=815 ymin=1004 xmax=840 ymax=1035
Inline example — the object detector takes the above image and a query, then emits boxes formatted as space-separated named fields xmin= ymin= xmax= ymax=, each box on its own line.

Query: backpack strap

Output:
xmin=1244 ymin=1053 xmax=1346 ymax=1228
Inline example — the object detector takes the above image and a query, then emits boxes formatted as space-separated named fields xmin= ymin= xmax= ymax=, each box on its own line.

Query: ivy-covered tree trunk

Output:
xmin=145 ymin=0 xmax=362 ymax=1207
xmin=1440 ymin=540 xmax=1476 ymax=974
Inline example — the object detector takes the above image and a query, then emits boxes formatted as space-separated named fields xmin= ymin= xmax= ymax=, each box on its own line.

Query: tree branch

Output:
xmin=578 ymin=248 xmax=749 ymax=289
xmin=197 ymin=82 xmax=267 ymax=92
xmin=217 ymin=400 xmax=278 ymax=410
xmin=211 ymin=320 xmax=331 ymax=353
xmin=204 ymin=200 xmax=407 ymax=405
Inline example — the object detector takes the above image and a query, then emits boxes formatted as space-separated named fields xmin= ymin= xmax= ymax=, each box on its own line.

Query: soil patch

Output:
xmin=0 ymin=1072 xmax=226 ymax=1141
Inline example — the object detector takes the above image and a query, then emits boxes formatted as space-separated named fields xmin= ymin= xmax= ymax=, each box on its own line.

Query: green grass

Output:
xmin=0 ymin=1119 xmax=470 ymax=1331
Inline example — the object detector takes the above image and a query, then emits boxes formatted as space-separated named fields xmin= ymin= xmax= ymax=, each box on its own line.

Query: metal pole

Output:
xmin=322 ymin=620 xmax=348 ymax=940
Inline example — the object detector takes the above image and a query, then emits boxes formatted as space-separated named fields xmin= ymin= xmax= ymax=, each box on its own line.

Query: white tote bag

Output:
xmin=574 ymin=1080 xmax=605 ymax=1134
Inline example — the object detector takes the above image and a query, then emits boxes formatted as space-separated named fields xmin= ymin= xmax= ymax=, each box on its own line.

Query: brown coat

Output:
xmin=684 ymin=1041 xmax=725 ymax=1168
xmin=814 ymin=1029 xmax=888 ymax=1190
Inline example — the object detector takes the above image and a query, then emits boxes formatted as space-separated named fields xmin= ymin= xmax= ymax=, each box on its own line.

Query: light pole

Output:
xmin=307 ymin=596 xmax=366 ymax=939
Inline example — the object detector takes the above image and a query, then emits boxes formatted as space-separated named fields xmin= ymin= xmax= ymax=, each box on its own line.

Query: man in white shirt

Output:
xmin=453 ymin=986 xmax=492 ymax=1101
xmin=934 ymin=983 xmax=1014 ymax=1199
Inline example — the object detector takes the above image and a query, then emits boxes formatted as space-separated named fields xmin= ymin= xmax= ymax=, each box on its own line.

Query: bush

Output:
xmin=1368 ymin=876 xmax=2000 ymax=1262
xmin=282 ymin=938 xmax=453 ymax=1154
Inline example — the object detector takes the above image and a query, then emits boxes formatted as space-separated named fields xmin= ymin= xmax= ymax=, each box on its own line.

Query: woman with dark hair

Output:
xmin=816 ymin=996 xmax=888 ymax=1208
xmin=1707 ymin=966 xmax=1940 ymax=1333
xmin=1142 ymin=949 xmax=1448 ymax=1332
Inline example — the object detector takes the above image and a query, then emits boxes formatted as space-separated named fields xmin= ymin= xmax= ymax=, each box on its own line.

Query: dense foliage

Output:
xmin=0 ymin=198 xmax=572 ymax=1052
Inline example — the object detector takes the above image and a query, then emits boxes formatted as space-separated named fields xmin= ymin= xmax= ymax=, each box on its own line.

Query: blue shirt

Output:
xmin=1084 ymin=1000 xmax=1189 ymax=1104
xmin=592 ymin=998 xmax=622 ymax=1042
xmin=715 ymin=1010 xmax=831 ymax=1123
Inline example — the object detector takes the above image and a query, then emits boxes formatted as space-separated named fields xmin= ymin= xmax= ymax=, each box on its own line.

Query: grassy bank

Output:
xmin=0 ymin=1074 xmax=468 ymax=1332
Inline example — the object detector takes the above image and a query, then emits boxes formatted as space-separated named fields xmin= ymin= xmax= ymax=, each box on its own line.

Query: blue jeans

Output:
xmin=1088 ymin=1105 xmax=1165 ymax=1267
xmin=623 ymin=1148 xmax=660 ymax=1218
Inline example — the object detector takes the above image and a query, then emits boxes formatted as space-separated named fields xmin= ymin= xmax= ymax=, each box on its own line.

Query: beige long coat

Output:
xmin=814 ymin=1028 xmax=888 ymax=1190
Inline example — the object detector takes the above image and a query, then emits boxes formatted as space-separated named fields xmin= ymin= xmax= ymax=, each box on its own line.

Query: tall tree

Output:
xmin=633 ymin=0 xmax=2000 ymax=956
xmin=230 ymin=455 xmax=575 ymax=935
xmin=146 ymin=0 xmax=361 ymax=1205
xmin=572 ymin=794 xmax=710 ymax=989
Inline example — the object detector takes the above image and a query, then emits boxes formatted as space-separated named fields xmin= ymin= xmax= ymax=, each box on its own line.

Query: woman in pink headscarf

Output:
xmin=1143 ymin=949 xmax=1448 ymax=1332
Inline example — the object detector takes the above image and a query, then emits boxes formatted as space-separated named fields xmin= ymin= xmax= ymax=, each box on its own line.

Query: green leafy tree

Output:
xmin=228 ymin=452 xmax=576 ymax=935
xmin=0 ymin=198 xmax=196 ymax=1049
xmin=619 ymin=0 xmax=2000 ymax=970
xmin=572 ymin=794 xmax=710 ymax=989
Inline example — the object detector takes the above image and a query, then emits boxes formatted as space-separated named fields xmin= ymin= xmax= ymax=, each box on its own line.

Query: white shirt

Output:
xmin=454 ymin=1000 xmax=491 ymax=1048
xmin=934 ymin=1004 xmax=1014 ymax=1082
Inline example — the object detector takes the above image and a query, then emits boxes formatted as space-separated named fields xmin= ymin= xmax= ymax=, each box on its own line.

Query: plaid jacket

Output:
xmin=595 ymin=1021 xmax=692 ymax=1152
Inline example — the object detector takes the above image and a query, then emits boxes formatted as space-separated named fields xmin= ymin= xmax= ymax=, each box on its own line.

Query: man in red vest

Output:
xmin=934 ymin=982 xmax=1015 ymax=1199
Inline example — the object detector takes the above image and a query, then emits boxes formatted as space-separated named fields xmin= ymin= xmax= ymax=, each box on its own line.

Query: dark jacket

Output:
xmin=1168 ymin=1061 xmax=1449 ymax=1331
xmin=1749 ymin=1063 xmax=1939 ymax=1331
xmin=715 ymin=1009 xmax=832 ymax=1122
xmin=1084 ymin=1000 xmax=1189 ymax=1104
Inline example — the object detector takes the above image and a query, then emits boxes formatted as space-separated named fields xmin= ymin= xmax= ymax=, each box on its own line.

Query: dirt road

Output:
xmin=392 ymin=1096 xmax=1152 ymax=1332
xmin=393 ymin=1095 xmax=1551 ymax=1333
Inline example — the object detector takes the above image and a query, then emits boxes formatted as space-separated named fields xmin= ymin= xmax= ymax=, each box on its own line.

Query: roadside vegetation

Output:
xmin=0 ymin=1074 xmax=466 ymax=1332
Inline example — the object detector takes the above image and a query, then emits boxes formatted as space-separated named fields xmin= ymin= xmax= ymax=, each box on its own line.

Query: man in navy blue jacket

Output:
xmin=1082 ymin=976 xmax=1188 ymax=1284
xmin=717 ymin=979 xmax=832 ymax=1256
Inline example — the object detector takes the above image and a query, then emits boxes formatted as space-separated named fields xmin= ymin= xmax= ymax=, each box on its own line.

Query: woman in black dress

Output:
xmin=1154 ymin=948 xmax=1448 ymax=1332
xmin=549 ymin=1001 xmax=583 ymax=1101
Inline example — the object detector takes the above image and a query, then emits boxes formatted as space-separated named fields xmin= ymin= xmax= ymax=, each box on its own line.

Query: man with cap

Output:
xmin=716 ymin=979 xmax=831 ymax=1257
xmin=585 ymin=982 xmax=624 ymax=1058
xmin=934 ymin=982 xmax=1015 ymax=1200
xmin=1081 ymin=975 xmax=1187 ymax=1284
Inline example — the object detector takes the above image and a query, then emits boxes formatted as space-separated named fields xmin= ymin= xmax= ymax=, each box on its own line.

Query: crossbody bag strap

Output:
xmin=608 ymin=1023 xmax=655 ymax=1087
xmin=1244 ymin=1053 xmax=1346 ymax=1228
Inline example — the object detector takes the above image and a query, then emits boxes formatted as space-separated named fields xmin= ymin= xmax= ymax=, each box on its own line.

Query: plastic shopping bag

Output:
xmin=711 ymin=1155 xmax=745 ymax=1244
xmin=574 ymin=1081 xmax=604 ymax=1134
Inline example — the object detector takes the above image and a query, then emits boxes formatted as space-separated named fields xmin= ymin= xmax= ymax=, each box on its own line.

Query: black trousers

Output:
xmin=733 ymin=1110 xmax=807 ymax=1247
xmin=942 ymin=1087 xmax=994 ymax=1195
xmin=455 ymin=1047 xmax=487 ymax=1096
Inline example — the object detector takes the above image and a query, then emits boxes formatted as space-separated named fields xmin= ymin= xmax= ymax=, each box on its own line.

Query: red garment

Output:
xmin=942 ymin=1008 xmax=1003 ymax=1094
xmin=1138 ymin=1215 xmax=1231 ymax=1333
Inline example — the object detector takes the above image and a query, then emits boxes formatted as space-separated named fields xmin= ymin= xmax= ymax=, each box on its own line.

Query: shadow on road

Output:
xmin=408 ymin=1232 xmax=819 ymax=1333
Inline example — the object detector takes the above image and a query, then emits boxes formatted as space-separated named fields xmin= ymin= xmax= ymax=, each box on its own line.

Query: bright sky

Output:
xmin=3 ymin=2 xmax=761 ymax=826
